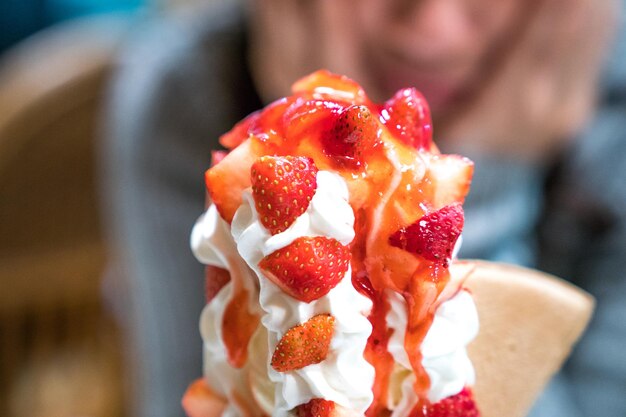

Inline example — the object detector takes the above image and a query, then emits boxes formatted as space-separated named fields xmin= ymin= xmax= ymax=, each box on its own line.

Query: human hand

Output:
xmin=438 ymin=0 xmax=620 ymax=161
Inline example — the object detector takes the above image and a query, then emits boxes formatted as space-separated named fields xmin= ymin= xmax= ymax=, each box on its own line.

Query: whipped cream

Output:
xmin=192 ymin=171 xmax=374 ymax=417
xmin=387 ymin=289 xmax=479 ymax=416
xmin=192 ymin=171 xmax=478 ymax=417
xmin=231 ymin=171 xmax=374 ymax=417
xmin=192 ymin=205 xmax=262 ymax=417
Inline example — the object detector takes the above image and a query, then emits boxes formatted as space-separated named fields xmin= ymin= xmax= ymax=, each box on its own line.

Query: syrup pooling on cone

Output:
xmin=186 ymin=70 xmax=479 ymax=417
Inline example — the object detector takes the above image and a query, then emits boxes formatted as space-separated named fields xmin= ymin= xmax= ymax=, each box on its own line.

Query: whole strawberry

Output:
xmin=251 ymin=155 xmax=318 ymax=235
xmin=259 ymin=236 xmax=351 ymax=303
xmin=271 ymin=314 xmax=335 ymax=372
xmin=381 ymin=88 xmax=432 ymax=149
xmin=389 ymin=203 xmax=464 ymax=267
xmin=322 ymin=104 xmax=381 ymax=168
xmin=421 ymin=388 xmax=480 ymax=417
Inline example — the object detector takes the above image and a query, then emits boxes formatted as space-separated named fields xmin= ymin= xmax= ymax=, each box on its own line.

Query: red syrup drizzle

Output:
xmin=354 ymin=272 xmax=395 ymax=417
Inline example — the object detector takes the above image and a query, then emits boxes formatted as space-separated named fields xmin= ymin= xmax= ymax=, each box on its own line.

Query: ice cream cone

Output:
xmin=452 ymin=260 xmax=594 ymax=417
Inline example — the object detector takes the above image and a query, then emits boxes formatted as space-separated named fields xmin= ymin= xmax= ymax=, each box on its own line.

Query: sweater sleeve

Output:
xmin=99 ymin=8 xmax=257 ymax=417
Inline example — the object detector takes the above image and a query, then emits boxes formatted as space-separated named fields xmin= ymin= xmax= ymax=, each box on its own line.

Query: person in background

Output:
xmin=101 ymin=0 xmax=626 ymax=416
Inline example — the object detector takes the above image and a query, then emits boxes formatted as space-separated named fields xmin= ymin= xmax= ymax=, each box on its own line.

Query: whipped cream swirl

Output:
xmin=231 ymin=171 xmax=374 ymax=417
xmin=192 ymin=205 xmax=262 ymax=417
xmin=387 ymin=289 xmax=479 ymax=416
xmin=192 ymin=171 xmax=375 ymax=417
xmin=191 ymin=170 xmax=478 ymax=417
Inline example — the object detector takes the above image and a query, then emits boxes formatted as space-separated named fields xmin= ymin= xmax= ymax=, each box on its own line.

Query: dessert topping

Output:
xmin=296 ymin=399 xmax=336 ymax=417
xmin=389 ymin=204 xmax=464 ymax=267
xmin=251 ymin=156 xmax=318 ymax=235
xmin=322 ymin=105 xmax=382 ymax=169
xmin=418 ymin=388 xmax=479 ymax=417
xmin=198 ymin=71 xmax=475 ymax=415
xmin=259 ymin=236 xmax=351 ymax=303
xmin=381 ymin=88 xmax=432 ymax=149
xmin=271 ymin=314 xmax=335 ymax=372
xmin=295 ymin=398 xmax=362 ymax=417
xmin=284 ymin=99 xmax=343 ymax=141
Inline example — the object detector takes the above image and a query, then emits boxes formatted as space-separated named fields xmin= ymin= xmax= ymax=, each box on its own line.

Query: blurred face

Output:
xmin=251 ymin=0 xmax=526 ymax=114
xmin=352 ymin=0 xmax=524 ymax=110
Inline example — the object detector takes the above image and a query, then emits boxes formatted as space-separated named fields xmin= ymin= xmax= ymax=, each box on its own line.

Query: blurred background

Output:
xmin=0 ymin=1 xmax=205 ymax=416
xmin=1 ymin=1 xmax=625 ymax=417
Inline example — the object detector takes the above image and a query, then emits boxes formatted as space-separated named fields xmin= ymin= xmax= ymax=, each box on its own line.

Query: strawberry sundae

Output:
xmin=184 ymin=70 xmax=479 ymax=417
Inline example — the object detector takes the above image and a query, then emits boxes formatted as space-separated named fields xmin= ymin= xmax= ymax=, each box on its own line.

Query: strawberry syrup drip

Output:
xmin=355 ymin=159 xmax=448 ymax=415
xmin=347 ymin=148 xmax=450 ymax=416
xmin=403 ymin=265 xmax=445 ymax=398
xmin=354 ymin=273 xmax=395 ymax=417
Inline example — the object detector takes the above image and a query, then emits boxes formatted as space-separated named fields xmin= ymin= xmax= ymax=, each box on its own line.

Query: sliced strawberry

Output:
xmin=321 ymin=105 xmax=381 ymax=168
xmin=422 ymin=388 xmax=480 ymax=417
xmin=284 ymin=98 xmax=344 ymax=142
xmin=204 ymin=266 xmax=231 ymax=302
xmin=251 ymin=97 xmax=296 ymax=147
xmin=259 ymin=236 xmax=351 ymax=303
xmin=292 ymin=70 xmax=368 ymax=105
xmin=296 ymin=399 xmax=362 ymax=417
xmin=381 ymin=88 xmax=432 ymax=149
xmin=389 ymin=203 xmax=464 ymax=266
xmin=251 ymin=156 xmax=318 ymax=234
xmin=296 ymin=399 xmax=335 ymax=417
xmin=206 ymin=139 xmax=264 ymax=223
xmin=181 ymin=378 xmax=226 ymax=417
xmin=271 ymin=314 xmax=335 ymax=372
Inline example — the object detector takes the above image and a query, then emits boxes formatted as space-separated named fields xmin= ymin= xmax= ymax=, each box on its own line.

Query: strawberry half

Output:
xmin=259 ymin=236 xmax=351 ymax=303
xmin=296 ymin=399 xmax=335 ymax=417
xmin=251 ymin=156 xmax=318 ymax=235
xmin=296 ymin=399 xmax=361 ymax=417
xmin=284 ymin=98 xmax=343 ymax=142
xmin=271 ymin=314 xmax=335 ymax=372
xmin=422 ymin=388 xmax=480 ymax=417
xmin=322 ymin=104 xmax=381 ymax=168
xmin=388 ymin=203 xmax=464 ymax=267
xmin=206 ymin=139 xmax=262 ymax=223
xmin=381 ymin=88 xmax=432 ymax=149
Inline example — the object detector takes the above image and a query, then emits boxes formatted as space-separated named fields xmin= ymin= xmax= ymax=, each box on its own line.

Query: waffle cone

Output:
xmin=452 ymin=260 xmax=594 ymax=417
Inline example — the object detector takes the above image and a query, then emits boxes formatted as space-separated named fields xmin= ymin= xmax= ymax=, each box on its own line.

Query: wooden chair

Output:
xmin=0 ymin=15 xmax=130 ymax=417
